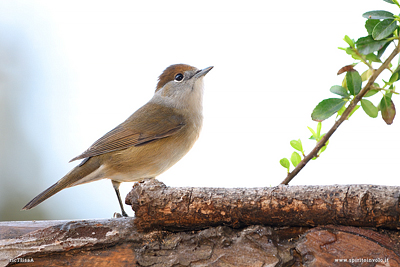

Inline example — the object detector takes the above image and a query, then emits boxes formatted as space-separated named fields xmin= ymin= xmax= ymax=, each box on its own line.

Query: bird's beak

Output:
xmin=194 ymin=66 xmax=213 ymax=79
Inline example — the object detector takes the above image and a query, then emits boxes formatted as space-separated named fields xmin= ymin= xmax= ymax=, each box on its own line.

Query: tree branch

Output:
xmin=3 ymin=219 xmax=400 ymax=266
xmin=3 ymin=182 xmax=400 ymax=265
xmin=280 ymin=42 xmax=400 ymax=185
xmin=125 ymin=180 xmax=400 ymax=231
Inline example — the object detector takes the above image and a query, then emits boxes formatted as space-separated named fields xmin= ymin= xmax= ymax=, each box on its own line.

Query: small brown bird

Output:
xmin=23 ymin=64 xmax=213 ymax=216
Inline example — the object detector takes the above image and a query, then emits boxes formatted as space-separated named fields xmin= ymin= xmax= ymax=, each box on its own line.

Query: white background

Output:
xmin=0 ymin=0 xmax=399 ymax=219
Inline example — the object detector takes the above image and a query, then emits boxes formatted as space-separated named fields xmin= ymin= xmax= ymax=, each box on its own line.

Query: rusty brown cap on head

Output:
xmin=156 ymin=64 xmax=197 ymax=92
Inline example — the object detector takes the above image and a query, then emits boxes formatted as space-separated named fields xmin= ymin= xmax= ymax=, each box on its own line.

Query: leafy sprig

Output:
xmin=280 ymin=0 xmax=400 ymax=184
xmin=280 ymin=122 xmax=329 ymax=174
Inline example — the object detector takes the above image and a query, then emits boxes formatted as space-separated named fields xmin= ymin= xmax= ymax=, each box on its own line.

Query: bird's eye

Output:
xmin=174 ymin=73 xmax=184 ymax=82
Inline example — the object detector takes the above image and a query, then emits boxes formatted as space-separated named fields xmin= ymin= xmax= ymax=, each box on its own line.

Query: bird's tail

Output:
xmin=22 ymin=157 xmax=101 ymax=210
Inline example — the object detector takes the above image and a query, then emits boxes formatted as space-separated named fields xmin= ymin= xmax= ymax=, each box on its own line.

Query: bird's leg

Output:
xmin=111 ymin=180 xmax=128 ymax=217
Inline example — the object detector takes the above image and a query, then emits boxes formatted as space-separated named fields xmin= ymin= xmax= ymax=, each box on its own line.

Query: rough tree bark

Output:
xmin=126 ymin=180 xmax=400 ymax=231
xmin=1 ymin=180 xmax=400 ymax=266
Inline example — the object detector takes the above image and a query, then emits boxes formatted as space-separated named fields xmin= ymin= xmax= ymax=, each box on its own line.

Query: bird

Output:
xmin=23 ymin=64 xmax=213 ymax=217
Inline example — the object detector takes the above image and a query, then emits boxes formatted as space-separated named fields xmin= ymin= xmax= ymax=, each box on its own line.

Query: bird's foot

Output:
xmin=113 ymin=212 xmax=128 ymax=218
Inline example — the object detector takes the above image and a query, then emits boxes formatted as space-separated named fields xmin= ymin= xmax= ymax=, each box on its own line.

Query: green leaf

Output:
xmin=337 ymin=104 xmax=347 ymax=116
xmin=364 ymin=89 xmax=380 ymax=97
xmin=380 ymin=95 xmax=396 ymax=124
xmin=389 ymin=72 xmax=399 ymax=84
xmin=341 ymin=47 xmax=362 ymax=60
xmin=316 ymin=122 xmax=322 ymax=139
xmin=361 ymin=69 xmax=373 ymax=82
xmin=330 ymin=85 xmax=350 ymax=98
xmin=311 ymin=98 xmax=347 ymax=121
xmin=342 ymin=75 xmax=347 ymax=88
xmin=280 ymin=158 xmax=290 ymax=170
xmin=356 ymin=35 xmax=390 ymax=55
xmin=389 ymin=65 xmax=400 ymax=83
xmin=362 ymin=10 xmax=394 ymax=20
xmin=377 ymin=41 xmax=391 ymax=58
xmin=290 ymin=139 xmax=303 ymax=153
xmin=361 ymin=99 xmax=379 ymax=118
xmin=365 ymin=53 xmax=382 ymax=63
xmin=348 ymin=105 xmax=360 ymax=119
xmin=365 ymin=19 xmax=380 ymax=35
xmin=290 ymin=152 xmax=301 ymax=167
xmin=318 ymin=144 xmax=328 ymax=155
xmin=343 ymin=35 xmax=355 ymax=47
xmin=346 ymin=70 xmax=362 ymax=95
xmin=307 ymin=126 xmax=317 ymax=140
xmin=342 ymin=47 xmax=362 ymax=60
xmin=372 ymin=19 xmax=397 ymax=40
xmin=383 ymin=0 xmax=395 ymax=4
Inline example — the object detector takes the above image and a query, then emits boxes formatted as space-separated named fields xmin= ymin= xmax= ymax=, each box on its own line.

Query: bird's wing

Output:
xmin=69 ymin=103 xmax=185 ymax=162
